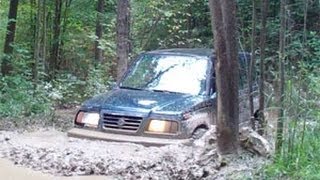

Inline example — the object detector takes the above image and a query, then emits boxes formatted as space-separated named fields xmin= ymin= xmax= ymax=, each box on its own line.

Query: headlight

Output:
xmin=145 ymin=120 xmax=178 ymax=134
xmin=75 ymin=112 xmax=100 ymax=128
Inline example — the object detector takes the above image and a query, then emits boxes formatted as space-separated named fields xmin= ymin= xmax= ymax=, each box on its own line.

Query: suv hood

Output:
xmin=82 ymin=89 xmax=205 ymax=114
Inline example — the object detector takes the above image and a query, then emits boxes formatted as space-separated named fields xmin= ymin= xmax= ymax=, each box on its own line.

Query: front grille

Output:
xmin=102 ymin=113 xmax=142 ymax=132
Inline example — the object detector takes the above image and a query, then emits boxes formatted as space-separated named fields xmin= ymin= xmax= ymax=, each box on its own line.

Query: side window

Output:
xmin=210 ymin=54 xmax=251 ymax=95
xmin=210 ymin=57 xmax=216 ymax=96
xmin=239 ymin=54 xmax=249 ymax=89
xmin=210 ymin=72 xmax=216 ymax=95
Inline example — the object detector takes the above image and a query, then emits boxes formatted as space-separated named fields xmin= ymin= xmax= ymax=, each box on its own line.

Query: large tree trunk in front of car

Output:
xmin=116 ymin=0 xmax=130 ymax=81
xmin=209 ymin=0 xmax=239 ymax=154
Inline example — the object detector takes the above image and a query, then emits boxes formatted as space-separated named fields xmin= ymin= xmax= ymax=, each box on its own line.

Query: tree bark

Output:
xmin=41 ymin=0 xmax=47 ymax=76
xmin=276 ymin=0 xmax=286 ymax=154
xmin=49 ymin=0 xmax=62 ymax=79
xmin=302 ymin=0 xmax=308 ymax=46
xmin=258 ymin=0 xmax=268 ymax=135
xmin=32 ymin=0 xmax=46 ymax=84
xmin=58 ymin=0 xmax=71 ymax=70
xmin=249 ymin=0 xmax=257 ymax=130
xmin=32 ymin=0 xmax=41 ymax=85
xmin=209 ymin=0 xmax=239 ymax=154
xmin=1 ymin=0 xmax=19 ymax=76
xmin=94 ymin=0 xmax=105 ymax=62
xmin=116 ymin=0 xmax=130 ymax=81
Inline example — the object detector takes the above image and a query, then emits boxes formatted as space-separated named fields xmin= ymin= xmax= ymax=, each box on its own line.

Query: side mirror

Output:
xmin=108 ymin=81 xmax=117 ymax=90
xmin=210 ymin=92 xmax=216 ymax=99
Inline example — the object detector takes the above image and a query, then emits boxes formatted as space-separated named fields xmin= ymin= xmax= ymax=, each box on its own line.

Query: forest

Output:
xmin=0 ymin=0 xmax=320 ymax=179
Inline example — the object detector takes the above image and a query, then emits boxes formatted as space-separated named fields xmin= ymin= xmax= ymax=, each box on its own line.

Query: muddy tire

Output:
xmin=192 ymin=128 xmax=207 ymax=140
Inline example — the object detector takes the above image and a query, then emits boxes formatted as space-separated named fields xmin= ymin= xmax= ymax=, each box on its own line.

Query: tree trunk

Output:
xmin=94 ymin=0 xmax=105 ymax=62
xmin=258 ymin=0 xmax=268 ymax=135
xmin=1 ymin=0 xmax=19 ymax=76
xmin=209 ymin=0 xmax=239 ymax=154
xmin=276 ymin=0 xmax=286 ymax=154
xmin=41 ymin=0 xmax=47 ymax=76
xmin=32 ymin=0 xmax=46 ymax=84
xmin=302 ymin=0 xmax=308 ymax=46
xmin=58 ymin=0 xmax=71 ymax=70
xmin=49 ymin=0 xmax=62 ymax=79
xmin=116 ymin=0 xmax=130 ymax=81
xmin=30 ymin=0 xmax=36 ymax=52
xmin=249 ymin=0 xmax=257 ymax=130
xmin=32 ymin=0 xmax=41 ymax=85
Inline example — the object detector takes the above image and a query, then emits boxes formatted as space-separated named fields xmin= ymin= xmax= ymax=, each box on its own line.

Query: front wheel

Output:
xmin=192 ymin=128 xmax=208 ymax=140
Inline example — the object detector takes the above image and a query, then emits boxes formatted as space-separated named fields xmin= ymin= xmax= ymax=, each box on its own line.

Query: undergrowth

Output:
xmin=260 ymin=69 xmax=320 ymax=179
xmin=0 ymin=64 xmax=112 ymax=118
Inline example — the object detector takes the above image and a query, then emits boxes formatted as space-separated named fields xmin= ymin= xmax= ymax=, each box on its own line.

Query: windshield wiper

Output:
xmin=149 ymin=89 xmax=181 ymax=94
xmin=119 ymin=86 xmax=144 ymax=91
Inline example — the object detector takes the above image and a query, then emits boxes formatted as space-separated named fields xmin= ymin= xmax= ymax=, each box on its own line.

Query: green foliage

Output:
xmin=132 ymin=0 xmax=211 ymax=52
xmin=47 ymin=73 xmax=85 ymax=105
xmin=0 ymin=0 xmax=9 ymax=51
xmin=0 ymin=75 xmax=52 ymax=117
xmin=83 ymin=64 xmax=113 ymax=98
xmin=260 ymin=67 xmax=320 ymax=179
xmin=0 ymin=64 xmax=112 ymax=118
xmin=43 ymin=62 xmax=112 ymax=106
xmin=0 ymin=43 xmax=53 ymax=118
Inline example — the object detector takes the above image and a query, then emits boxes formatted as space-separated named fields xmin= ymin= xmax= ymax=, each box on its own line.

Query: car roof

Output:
xmin=145 ymin=48 xmax=250 ymax=58
xmin=146 ymin=48 xmax=213 ymax=57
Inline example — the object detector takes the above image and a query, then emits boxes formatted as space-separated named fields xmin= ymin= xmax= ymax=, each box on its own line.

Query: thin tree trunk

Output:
xmin=302 ymin=0 xmax=308 ymax=46
xmin=116 ymin=0 xmax=130 ymax=81
xmin=1 ymin=0 xmax=19 ymax=76
xmin=209 ymin=0 xmax=239 ymax=154
xmin=58 ymin=0 xmax=71 ymax=70
xmin=49 ymin=0 xmax=62 ymax=79
xmin=300 ymin=0 xmax=308 ymax=150
xmin=33 ymin=0 xmax=41 ymax=85
xmin=30 ymin=0 xmax=36 ymax=52
xmin=258 ymin=0 xmax=268 ymax=135
xmin=249 ymin=0 xmax=257 ymax=130
xmin=141 ymin=16 xmax=161 ymax=50
xmin=41 ymin=0 xmax=47 ymax=75
xmin=95 ymin=0 xmax=105 ymax=62
xmin=276 ymin=0 xmax=286 ymax=154
xmin=33 ymin=0 xmax=47 ymax=84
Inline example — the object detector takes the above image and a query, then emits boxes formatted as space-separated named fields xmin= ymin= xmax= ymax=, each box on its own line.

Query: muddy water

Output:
xmin=0 ymin=127 xmax=267 ymax=179
xmin=0 ymin=158 xmax=112 ymax=180
xmin=0 ymin=128 xmax=211 ymax=179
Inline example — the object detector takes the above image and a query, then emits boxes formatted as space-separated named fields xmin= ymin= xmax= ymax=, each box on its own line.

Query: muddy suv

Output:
xmin=68 ymin=48 xmax=251 ymax=145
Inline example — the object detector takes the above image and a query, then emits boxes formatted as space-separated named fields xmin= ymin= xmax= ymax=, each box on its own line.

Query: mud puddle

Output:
xmin=0 ymin=158 xmax=113 ymax=180
xmin=0 ymin=127 xmax=266 ymax=179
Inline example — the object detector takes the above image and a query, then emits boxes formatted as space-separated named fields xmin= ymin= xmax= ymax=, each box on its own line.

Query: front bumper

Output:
xmin=67 ymin=128 xmax=191 ymax=146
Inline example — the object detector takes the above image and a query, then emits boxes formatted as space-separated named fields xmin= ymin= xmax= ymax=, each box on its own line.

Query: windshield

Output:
xmin=120 ymin=54 xmax=208 ymax=95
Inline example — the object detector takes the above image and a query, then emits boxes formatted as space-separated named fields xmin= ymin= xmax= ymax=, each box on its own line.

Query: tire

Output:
xmin=192 ymin=128 xmax=208 ymax=140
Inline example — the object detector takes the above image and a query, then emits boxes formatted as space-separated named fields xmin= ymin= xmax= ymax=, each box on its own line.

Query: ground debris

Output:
xmin=239 ymin=127 xmax=273 ymax=157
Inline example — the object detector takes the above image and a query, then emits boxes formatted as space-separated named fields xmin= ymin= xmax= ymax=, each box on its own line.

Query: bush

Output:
xmin=0 ymin=75 xmax=53 ymax=117
xmin=47 ymin=64 xmax=113 ymax=106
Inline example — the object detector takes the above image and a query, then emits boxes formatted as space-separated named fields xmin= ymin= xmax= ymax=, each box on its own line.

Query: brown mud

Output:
xmin=0 ymin=108 xmax=274 ymax=179
xmin=0 ymin=127 xmax=268 ymax=179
